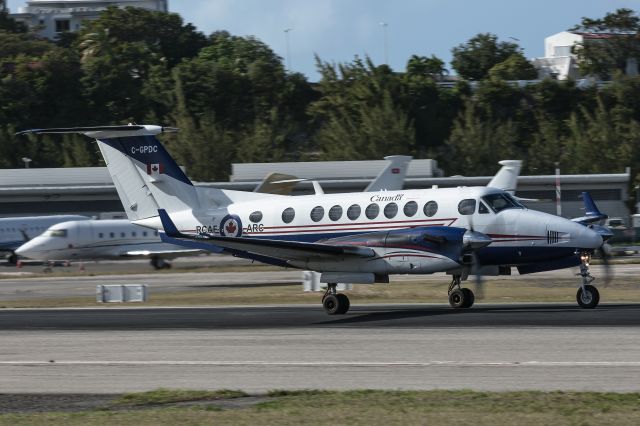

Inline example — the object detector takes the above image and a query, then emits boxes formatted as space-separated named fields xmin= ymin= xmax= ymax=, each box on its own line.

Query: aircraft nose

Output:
xmin=577 ymin=224 xmax=603 ymax=249
xmin=14 ymin=240 xmax=41 ymax=259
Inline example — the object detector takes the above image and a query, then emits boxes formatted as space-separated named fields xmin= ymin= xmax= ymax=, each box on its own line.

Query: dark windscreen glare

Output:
xmin=482 ymin=193 xmax=524 ymax=213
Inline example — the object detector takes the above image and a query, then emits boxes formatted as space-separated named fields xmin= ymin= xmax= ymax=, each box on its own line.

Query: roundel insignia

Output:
xmin=220 ymin=215 xmax=243 ymax=237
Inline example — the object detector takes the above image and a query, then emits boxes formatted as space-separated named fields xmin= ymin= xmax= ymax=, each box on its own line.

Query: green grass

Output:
xmin=2 ymin=390 xmax=640 ymax=425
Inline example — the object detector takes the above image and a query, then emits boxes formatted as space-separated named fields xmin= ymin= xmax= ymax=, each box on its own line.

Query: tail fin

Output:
xmin=572 ymin=192 xmax=609 ymax=224
xmin=365 ymin=155 xmax=412 ymax=192
xmin=487 ymin=160 xmax=521 ymax=194
xmin=18 ymin=125 xmax=203 ymax=221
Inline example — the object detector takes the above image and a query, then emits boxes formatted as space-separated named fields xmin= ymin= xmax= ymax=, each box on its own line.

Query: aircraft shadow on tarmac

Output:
xmin=315 ymin=303 xmax=640 ymax=328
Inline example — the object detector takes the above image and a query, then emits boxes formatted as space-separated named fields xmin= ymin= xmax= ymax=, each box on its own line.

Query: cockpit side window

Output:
xmin=479 ymin=202 xmax=490 ymax=214
xmin=457 ymin=199 xmax=476 ymax=215
xmin=46 ymin=229 xmax=68 ymax=238
xmin=482 ymin=192 xmax=524 ymax=213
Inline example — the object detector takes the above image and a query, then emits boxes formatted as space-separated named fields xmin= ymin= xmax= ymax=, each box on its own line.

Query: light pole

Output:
xmin=22 ymin=157 xmax=32 ymax=169
xmin=284 ymin=28 xmax=293 ymax=70
xmin=379 ymin=22 xmax=388 ymax=65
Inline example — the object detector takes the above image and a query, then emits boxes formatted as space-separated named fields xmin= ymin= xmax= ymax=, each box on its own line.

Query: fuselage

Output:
xmin=0 ymin=215 xmax=89 ymax=253
xmin=144 ymin=186 xmax=603 ymax=270
xmin=15 ymin=219 xmax=191 ymax=261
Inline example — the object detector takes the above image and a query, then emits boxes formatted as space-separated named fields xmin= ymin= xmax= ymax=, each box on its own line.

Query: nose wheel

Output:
xmin=448 ymin=275 xmax=475 ymax=308
xmin=322 ymin=283 xmax=350 ymax=315
xmin=576 ymin=253 xmax=600 ymax=309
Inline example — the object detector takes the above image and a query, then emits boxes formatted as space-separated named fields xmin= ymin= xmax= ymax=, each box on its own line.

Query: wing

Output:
xmin=122 ymin=249 xmax=203 ymax=259
xmin=157 ymin=209 xmax=374 ymax=262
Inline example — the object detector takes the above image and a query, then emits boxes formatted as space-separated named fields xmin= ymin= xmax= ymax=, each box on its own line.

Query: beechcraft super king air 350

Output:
xmin=18 ymin=125 xmax=613 ymax=315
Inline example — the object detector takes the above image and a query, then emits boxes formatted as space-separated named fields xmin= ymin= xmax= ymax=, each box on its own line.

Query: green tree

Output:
xmin=571 ymin=8 xmax=640 ymax=78
xmin=451 ymin=33 xmax=520 ymax=80
xmin=406 ymin=54 xmax=448 ymax=80
xmin=488 ymin=53 xmax=538 ymax=80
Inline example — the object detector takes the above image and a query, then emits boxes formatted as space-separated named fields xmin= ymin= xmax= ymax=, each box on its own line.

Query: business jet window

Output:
xmin=403 ymin=201 xmax=418 ymax=217
xmin=482 ymin=193 xmax=523 ymax=213
xmin=329 ymin=205 xmax=343 ymax=221
xmin=458 ymin=199 xmax=476 ymax=215
xmin=479 ymin=202 xmax=490 ymax=214
xmin=120 ymin=232 xmax=126 ymax=238
xmin=282 ymin=207 xmax=295 ymax=224
xmin=423 ymin=201 xmax=438 ymax=217
xmin=365 ymin=203 xmax=380 ymax=220
xmin=250 ymin=211 xmax=263 ymax=223
xmin=310 ymin=206 xmax=324 ymax=222
xmin=143 ymin=231 xmax=148 ymax=237
xmin=132 ymin=232 xmax=137 ymax=237
xmin=384 ymin=202 xmax=398 ymax=219
xmin=45 ymin=229 xmax=68 ymax=238
xmin=110 ymin=232 xmax=115 ymax=238
xmin=347 ymin=204 xmax=361 ymax=220
xmin=98 ymin=233 xmax=104 ymax=238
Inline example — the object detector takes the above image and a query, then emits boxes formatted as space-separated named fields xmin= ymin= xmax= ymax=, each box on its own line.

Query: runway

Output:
xmin=1 ymin=304 xmax=640 ymax=393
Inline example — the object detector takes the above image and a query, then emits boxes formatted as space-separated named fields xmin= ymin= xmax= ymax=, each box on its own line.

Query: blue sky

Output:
xmin=7 ymin=0 xmax=640 ymax=80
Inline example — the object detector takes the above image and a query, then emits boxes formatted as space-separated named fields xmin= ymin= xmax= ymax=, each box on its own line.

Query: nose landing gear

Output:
xmin=322 ymin=283 xmax=350 ymax=315
xmin=448 ymin=275 xmax=475 ymax=308
xmin=576 ymin=253 xmax=600 ymax=309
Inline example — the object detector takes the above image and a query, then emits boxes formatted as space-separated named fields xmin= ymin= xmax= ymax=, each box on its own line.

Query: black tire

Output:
xmin=461 ymin=288 xmax=475 ymax=308
xmin=449 ymin=289 xmax=467 ymax=309
xmin=7 ymin=253 xmax=17 ymax=265
xmin=336 ymin=293 xmax=350 ymax=314
xmin=323 ymin=294 xmax=340 ymax=315
xmin=577 ymin=285 xmax=600 ymax=309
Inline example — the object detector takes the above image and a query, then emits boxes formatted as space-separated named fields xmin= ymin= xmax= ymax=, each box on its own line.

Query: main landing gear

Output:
xmin=322 ymin=283 xmax=350 ymax=315
xmin=448 ymin=275 xmax=475 ymax=309
xmin=576 ymin=253 xmax=600 ymax=309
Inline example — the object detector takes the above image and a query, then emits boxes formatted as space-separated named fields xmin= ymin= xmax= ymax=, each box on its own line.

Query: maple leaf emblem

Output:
xmin=225 ymin=220 xmax=237 ymax=235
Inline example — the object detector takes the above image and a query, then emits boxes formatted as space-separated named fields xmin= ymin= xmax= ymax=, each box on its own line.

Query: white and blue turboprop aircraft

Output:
xmin=18 ymin=125 xmax=612 ymax=314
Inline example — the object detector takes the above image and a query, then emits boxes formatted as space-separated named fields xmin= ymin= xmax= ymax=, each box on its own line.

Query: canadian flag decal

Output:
xmin=391 ymin=168 xmax=400 ymax=174
xmin=147 ymin=163 xmax=164 ymax=175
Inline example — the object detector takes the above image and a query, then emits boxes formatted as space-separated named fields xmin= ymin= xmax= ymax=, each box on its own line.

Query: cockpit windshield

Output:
xmin=45 ymin=229 xmax=68 ymax=238
xmin=482 ymin=193 xmax=525 ymax=213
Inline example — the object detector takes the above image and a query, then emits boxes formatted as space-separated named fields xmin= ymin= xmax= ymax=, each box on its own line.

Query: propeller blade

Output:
xmin=598 ymin=244 xmax=612 ymax=287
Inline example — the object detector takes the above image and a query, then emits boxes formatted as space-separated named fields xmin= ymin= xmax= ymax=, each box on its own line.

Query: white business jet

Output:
xmin=0 ymin=215 xmax=89 ymax=264
xmin=15 ymin=219 xmax=201 ymax=269
xmin=18 ymin=126 xmax=610 ymax=315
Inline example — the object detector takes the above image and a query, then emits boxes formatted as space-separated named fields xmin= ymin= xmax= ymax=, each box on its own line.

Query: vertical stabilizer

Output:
xmin=366 ymin=155 xmax=412 ymax=192
xmin=487 ymin=160 xmax=522 ymax=194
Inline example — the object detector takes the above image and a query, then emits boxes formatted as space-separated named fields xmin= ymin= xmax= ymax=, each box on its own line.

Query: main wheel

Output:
xmin=7 ymin=253 xmax=17 ymax=264
xmin=336 ymin=293 xmax=350 ymax=314
xmin=323 ymin=294 xmax=340 ymax=315
xmin=449 ymin=289 xmax=466 ymax=309
xmin=577 ymin=285 xmax=600 ymax=309
xmin=461 ymin=288 xmax=475 ymax=308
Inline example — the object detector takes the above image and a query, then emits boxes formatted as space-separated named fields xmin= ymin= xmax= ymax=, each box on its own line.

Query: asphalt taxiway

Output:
xmin=1 ymin=303 xmax=639 ymax=393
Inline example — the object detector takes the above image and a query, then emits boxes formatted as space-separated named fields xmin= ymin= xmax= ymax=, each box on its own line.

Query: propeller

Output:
xmin=591 ymin=224 xmax=614 ymax=287
xmin=463 ymin=214 xmax=492 ymax=299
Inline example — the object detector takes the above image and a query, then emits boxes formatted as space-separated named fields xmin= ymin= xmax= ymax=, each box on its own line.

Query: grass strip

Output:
xmin=1 ymin=389 xmax=640 ymax=425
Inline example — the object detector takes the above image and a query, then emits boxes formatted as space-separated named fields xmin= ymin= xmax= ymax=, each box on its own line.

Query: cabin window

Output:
xmin=282 ymin=207 xmax=295 ymax=224
xmin=249 ymin=211 xmax=263 ymax=223
xmin=110 ymin=232 xmax=115 ymax=238
xmin=132 ymin=232 xmax=137 ymax=237
xmin=423 ymin=201 xmax=438 ymax=217
xmin=98 ymin=233 xmax=104 ymax=238
xmin=120 ymin=232 xmax=126 ymax=238
xmin=384 ymin=202 xmax=398 ymax=219
xmin=479 ymin=202 xmax=490 ymax=214
xmin=347 ymin=204 xmax=361 ymax=220
xmin=458 ymin=199 xmax=476 ymax=215
xmin=329 ymin=205 xmax=343 ymax=221
xmin=365 ymin=203 xmax=380 ymax=220
xmin=310 ymin=206 xmax=324 ymax=222
xmin=403 ymin=201 xmax=418 ymax=217
xmin=154 ymin=231 xmax=158 ymax=236
xmin=143 ymin=231 xmax=148 ymax=237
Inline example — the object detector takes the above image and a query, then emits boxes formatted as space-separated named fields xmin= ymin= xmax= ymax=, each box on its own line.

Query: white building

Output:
xmin=10 ymin=0 xmax=168 ymax=39
xmin=533 ymin=31 xmax=638 ymax=80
